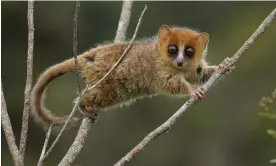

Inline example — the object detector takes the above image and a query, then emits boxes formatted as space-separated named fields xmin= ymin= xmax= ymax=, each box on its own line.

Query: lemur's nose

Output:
xmin=177 ymin=61 xmax=183 ymax=66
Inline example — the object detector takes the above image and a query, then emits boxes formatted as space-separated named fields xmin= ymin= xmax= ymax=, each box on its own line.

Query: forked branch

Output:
xmin=2 ymin=1 xmax=35 ymax=166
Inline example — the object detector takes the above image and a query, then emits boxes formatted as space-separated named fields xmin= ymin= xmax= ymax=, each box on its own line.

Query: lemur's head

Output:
xmin=157 ymin=25 xmax=209 ymax=70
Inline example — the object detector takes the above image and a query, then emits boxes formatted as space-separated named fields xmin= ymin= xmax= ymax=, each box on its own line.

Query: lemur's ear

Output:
xmin=158 ymin=24 xmax=172 ymax=42
xmin=196 ymin=32 xmax=209 ymax=49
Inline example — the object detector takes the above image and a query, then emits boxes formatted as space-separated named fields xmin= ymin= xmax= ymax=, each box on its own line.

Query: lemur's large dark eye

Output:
xmin=168 ymin=45 xmax=178 ymax=55
xmin=184 ymin=47 xmax=194 ymax=58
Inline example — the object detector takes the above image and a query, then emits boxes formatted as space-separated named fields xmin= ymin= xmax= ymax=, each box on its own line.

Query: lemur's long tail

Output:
xmin=31 ymin=53 xmax=89 ymax=126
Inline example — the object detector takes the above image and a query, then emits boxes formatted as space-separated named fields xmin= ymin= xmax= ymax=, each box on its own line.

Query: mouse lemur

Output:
xmin=31 ymin=24 xmax=218 ymax=126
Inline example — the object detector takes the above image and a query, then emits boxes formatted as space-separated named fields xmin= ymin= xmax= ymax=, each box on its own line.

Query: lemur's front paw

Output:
xmin=79 ymin=104 xmax=99 ymax=122
xmin=190 ymin=87 xmax=205 ymax=100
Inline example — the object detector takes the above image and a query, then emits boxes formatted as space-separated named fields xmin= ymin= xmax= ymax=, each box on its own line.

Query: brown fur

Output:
xmin=31 ymin=25 xmax=218 ymax=126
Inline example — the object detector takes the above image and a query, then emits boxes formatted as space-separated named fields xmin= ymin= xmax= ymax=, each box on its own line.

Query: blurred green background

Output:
xmin=2 ymin=1 xmax=276 ymax=166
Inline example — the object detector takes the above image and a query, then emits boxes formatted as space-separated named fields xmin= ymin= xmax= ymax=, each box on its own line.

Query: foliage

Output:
xmin=259 ymin=88 xmax=276 ymax=138
xmin=259 ymin=88 xmax=276 ymax=163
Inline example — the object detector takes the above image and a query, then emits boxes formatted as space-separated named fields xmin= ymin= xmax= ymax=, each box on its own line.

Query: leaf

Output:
xmin=267 ymin=129 xmax=276 ymax=139
xmin=269 ymin=158 xmax=276 ymax=164
xmin=258 ymin=112 xmax=276 ymax=120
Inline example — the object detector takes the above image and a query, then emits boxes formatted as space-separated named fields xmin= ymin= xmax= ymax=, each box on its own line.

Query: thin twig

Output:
xmin=37 ymin=124 xmax=53 ymax=166
xmin=1 ymin=84 xmax=22 ymax=166
xmin=86 ymin=5 xmax=147 ymax=92
xmin=19 ymin=0 xmax=34 ymax=164
xmin=40 ymin=2 xmax=83 ymax=161
xmin=114 ymin=8 xmax=276 ymax=166
xmin=114 ymin=0 xmax=133 ymax=43
xmin=73 ymin=1 xmax=81 ymax=94
xmin=58 ymin=4 xmax=147 ymax=166
xmin=42 ymin=85 xmax=88 ymax=160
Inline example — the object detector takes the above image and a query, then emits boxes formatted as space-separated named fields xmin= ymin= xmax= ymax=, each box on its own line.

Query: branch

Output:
xmin=73 ymin=1 xmax=81 ymax=94
xmin=1 ymin=84 xmax=22 ymax=166
xmin=37 ymin=124 xmax=53 ymax=166
xmin=57 ymin=118 xmax=93 ymax=166
xmin=114 ymin=7 xmax=276 ymax=166
xmin=58 ymin=3 xmax=147 ymax=166
xmin=114 ymin=0 xmax=133 ymax=43
xmin=19 ymin=0 xmax=34 ymax=163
